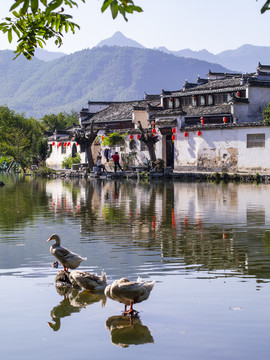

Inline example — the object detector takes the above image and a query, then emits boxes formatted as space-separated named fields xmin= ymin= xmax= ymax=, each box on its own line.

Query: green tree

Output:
xmin=263 ymin=103 xmax=270 ymax=125
xmin=40 ymin=111 xmax=78 ymax=131
xmin=0 ymin=106 xmax=47 ymax=171
xmin=0 ymin=1 xmax=143 ymax=59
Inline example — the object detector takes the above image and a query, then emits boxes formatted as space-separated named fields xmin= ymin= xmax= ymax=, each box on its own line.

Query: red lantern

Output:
xmin=64 ymin=142 xmax=67 ymax=146
xmin=52 ymin=141 xmax=55 ymax=146
xmin=172 ymin=127 xmax=176 ymax=133
xmin=58 ymin=142 xmax=61 ymax=147
xmin=67 ymin=142 xmax=70 ymax=146
xmin=200 ymin=117 xmax=205 ymax=125
xmin=101 ymin=136 xmax=104 ymax=141
xmin=76 ymin=143 xmax=79 ymax=146
xmin=237 ymin=91 xmax=241 ymax=97
xmin=184 ymin=132 xmax=188 ymax=138
xmin=198 ymin=131 xmax=202 ymax=137
xmin=129 ymin=134 xmax=133 ymax=140
xmin=152 ymin=128 xmax=156 ymax=134
xmin=172 ymin=134 xmax=175 ymax=142
xmin=137 ymin=134 xmax=141 ymax=140
xmin=223 ymin=116 xmax=227 ymax=123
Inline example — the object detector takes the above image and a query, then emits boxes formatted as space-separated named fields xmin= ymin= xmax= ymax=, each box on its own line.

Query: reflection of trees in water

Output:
xmin=74 ymin=179 xmax=270 ymax=279
xmin=105 ymin=315 xmax=154 ymax=347
xmin=0 ymin=176 xmax=49 ymax=231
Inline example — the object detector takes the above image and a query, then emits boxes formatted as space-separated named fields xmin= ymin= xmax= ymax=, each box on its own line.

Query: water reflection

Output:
xmin=105 ymin=315 xmax=154 ymax=347
xmin=1 ymin=176 xmax=270 ymax=281
xmin=48 ymin=284 xmax=106 ymax=331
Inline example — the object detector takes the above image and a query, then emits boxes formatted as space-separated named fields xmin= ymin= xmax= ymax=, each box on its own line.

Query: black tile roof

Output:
xmin=87 ymin=99 xmax=160 ymax=123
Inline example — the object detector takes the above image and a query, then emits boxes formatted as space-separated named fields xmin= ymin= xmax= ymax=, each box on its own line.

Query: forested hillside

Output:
xmin=0 ymin=47 xmax=230 ymax=119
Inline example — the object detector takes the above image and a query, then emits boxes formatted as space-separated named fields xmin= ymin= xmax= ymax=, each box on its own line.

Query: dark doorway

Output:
xmin=72 ymin=144 xmax=77 ymax=157
xmin=166 ymin=135 xmax=174 ymax=168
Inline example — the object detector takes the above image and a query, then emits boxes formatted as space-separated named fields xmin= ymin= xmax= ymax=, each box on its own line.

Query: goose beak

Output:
xmin=47 ymin=237 xmax=52 ymax=242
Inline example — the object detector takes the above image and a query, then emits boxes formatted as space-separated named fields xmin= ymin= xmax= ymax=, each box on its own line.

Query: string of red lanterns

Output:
xmin=223 ymin=116 xmax=227 ymax=123
xmin=200 ymin=116 xmax=205 ymax=125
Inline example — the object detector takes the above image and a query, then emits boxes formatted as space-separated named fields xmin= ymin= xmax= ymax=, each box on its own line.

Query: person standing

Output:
xmin=112 ymin=152 xmax=123 ymax=172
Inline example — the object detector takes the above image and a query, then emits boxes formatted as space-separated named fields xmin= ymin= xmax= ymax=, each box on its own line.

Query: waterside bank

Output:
xmin=42 ymin=168 xmax=270 ymax=183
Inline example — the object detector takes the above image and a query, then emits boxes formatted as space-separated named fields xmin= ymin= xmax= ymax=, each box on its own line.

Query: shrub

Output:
xmin=102 ymin=132 xmax=126 ymax=146
xmin=62 ymin=153 xmax=81 ymax=169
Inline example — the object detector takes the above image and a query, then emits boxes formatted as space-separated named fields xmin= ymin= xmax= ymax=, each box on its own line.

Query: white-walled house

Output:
xmin=46 ymin=63 xmax=270 ymax=173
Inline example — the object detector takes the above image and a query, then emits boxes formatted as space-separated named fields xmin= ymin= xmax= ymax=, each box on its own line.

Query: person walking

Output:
xmin=112 ymin=152 xmax=123 ymax=172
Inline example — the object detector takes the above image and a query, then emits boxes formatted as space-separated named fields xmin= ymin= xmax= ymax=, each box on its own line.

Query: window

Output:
xmin=168 ymin=99 xmax=173 ymax=109
xmin=182 ymin=97 xmax=191 ymax=106
xmin=192 ymin=96 xmax=197 ymax=106
xmin=200 ymin=95 xmax=205 ymax=106
xmin=175 ymin=98 xmax=180 ymax=108
xmin=61 ymin=143 xmax=66 ymax=154
xmin=247 ymin=134 xmax=265 ymax=148
xmin=227 ymin=93 xmax=233 ymax=102
xmin=207 ymin=95 xmax=213 ymax=105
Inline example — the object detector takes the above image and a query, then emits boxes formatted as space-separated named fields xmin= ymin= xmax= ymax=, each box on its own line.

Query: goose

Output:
xmin=47 ymin=234 xmax=87 ymax=272
xmin=105 ymin=277 xmax=155 ymax=314
xmin=69 ymin=270 xmax=107 ymax=292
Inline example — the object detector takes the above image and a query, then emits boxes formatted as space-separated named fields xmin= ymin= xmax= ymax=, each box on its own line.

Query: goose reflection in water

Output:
xmin=48 ymin=272 xmax=106 ymax=331
xmin=106 ymin=315 xmax=154 ymax=348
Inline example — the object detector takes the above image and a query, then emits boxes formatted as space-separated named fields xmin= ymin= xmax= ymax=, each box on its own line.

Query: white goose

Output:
xmin=69 ymin=270 xmax=107 ymax=292
xmin=47 ymin=234 xmax=87 ymax=272
xmin=105 ymin=277 xmax=155 ymax=314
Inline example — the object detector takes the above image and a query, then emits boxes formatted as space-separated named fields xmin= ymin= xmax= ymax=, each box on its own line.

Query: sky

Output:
xmin=0 ymin=0 xmax=270 ymax=55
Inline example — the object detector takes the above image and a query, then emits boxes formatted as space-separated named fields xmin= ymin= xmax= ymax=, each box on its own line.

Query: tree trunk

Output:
xmin=85 ymin=142 xmax=94 ymax=169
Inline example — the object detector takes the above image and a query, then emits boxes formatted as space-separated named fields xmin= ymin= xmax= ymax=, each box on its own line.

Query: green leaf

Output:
xmin=46 ymin=0 xmax=63 ymax=13
xmin=261 ymin=1 xmax=270 ymax=13
xmin=101 ymin=0 xmax=113 ymax=13
xmin=40 ymin=0 xmax=48 ymax=5
xmin=8 ymin=28 xmax=13 ymax=43
xmin=31 ymin=0 xmax=39 ymax=13
xmin=22 ymin=0 xmax=30 ymax=15
xmin=110 ymin=1 xmax=119 ymax=19
xmin=10 ymin=0 xmax=25 ymax=12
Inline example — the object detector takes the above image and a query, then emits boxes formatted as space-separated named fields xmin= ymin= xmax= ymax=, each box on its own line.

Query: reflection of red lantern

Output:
xmin=200 ymin=116 xmax=205 ymax=125
xmin=152 ymin=128 xmax=156 ymax=134
xmin=67 ymin=142 xmax=70 ymax=146
xmin=172 ymin=127 xmax=176 ymax=133
xmin=172 ymin=134 xmax=175 ymax=142
xmin=52 ymin=141 xmax=55 ymax=146
xmin=137 ymin=134 xmax=141 ymax=140
xmin=64 ymin=142 xmax=67 ymax=146
xmin=184 ymin=132 xmax=188 ymax=138
xmin=198 ymin=131 xmax=202 ymax=137
xmin=129 ymin=134 xmax=133 ymax=140
xmin=223 ymin=116 xmax=227 ymax=123
xmin=58 ymin=142 xmax=62 ymax=147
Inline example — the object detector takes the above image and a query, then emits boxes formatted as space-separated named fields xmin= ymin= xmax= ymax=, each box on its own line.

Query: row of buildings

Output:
xmin=46 ymin=63 xmax=270 ymax=173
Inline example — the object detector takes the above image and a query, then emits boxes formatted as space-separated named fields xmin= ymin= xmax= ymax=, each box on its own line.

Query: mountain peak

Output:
xmin=95 ymin=31 xmax=145 ymax=49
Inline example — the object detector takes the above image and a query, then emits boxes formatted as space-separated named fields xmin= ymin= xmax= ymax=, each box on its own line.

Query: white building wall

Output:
xmin=245 ymin=87 xmax=270 ymax=122
xmin=174 ymin=126 xmax=270 ymax=173
xmin=46 ymin=142 xmax=80 ymax=169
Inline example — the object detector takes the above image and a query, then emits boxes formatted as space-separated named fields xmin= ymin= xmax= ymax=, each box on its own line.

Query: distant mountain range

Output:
xmin=95 ymin=32 xmax=270 ymax=73
xmin=1 ymin=31 xmax=269 ymax=118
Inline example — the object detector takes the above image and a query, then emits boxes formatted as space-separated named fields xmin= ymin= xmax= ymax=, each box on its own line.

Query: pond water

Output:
xmin=0 ymin=173 xmax=270 ymax=360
